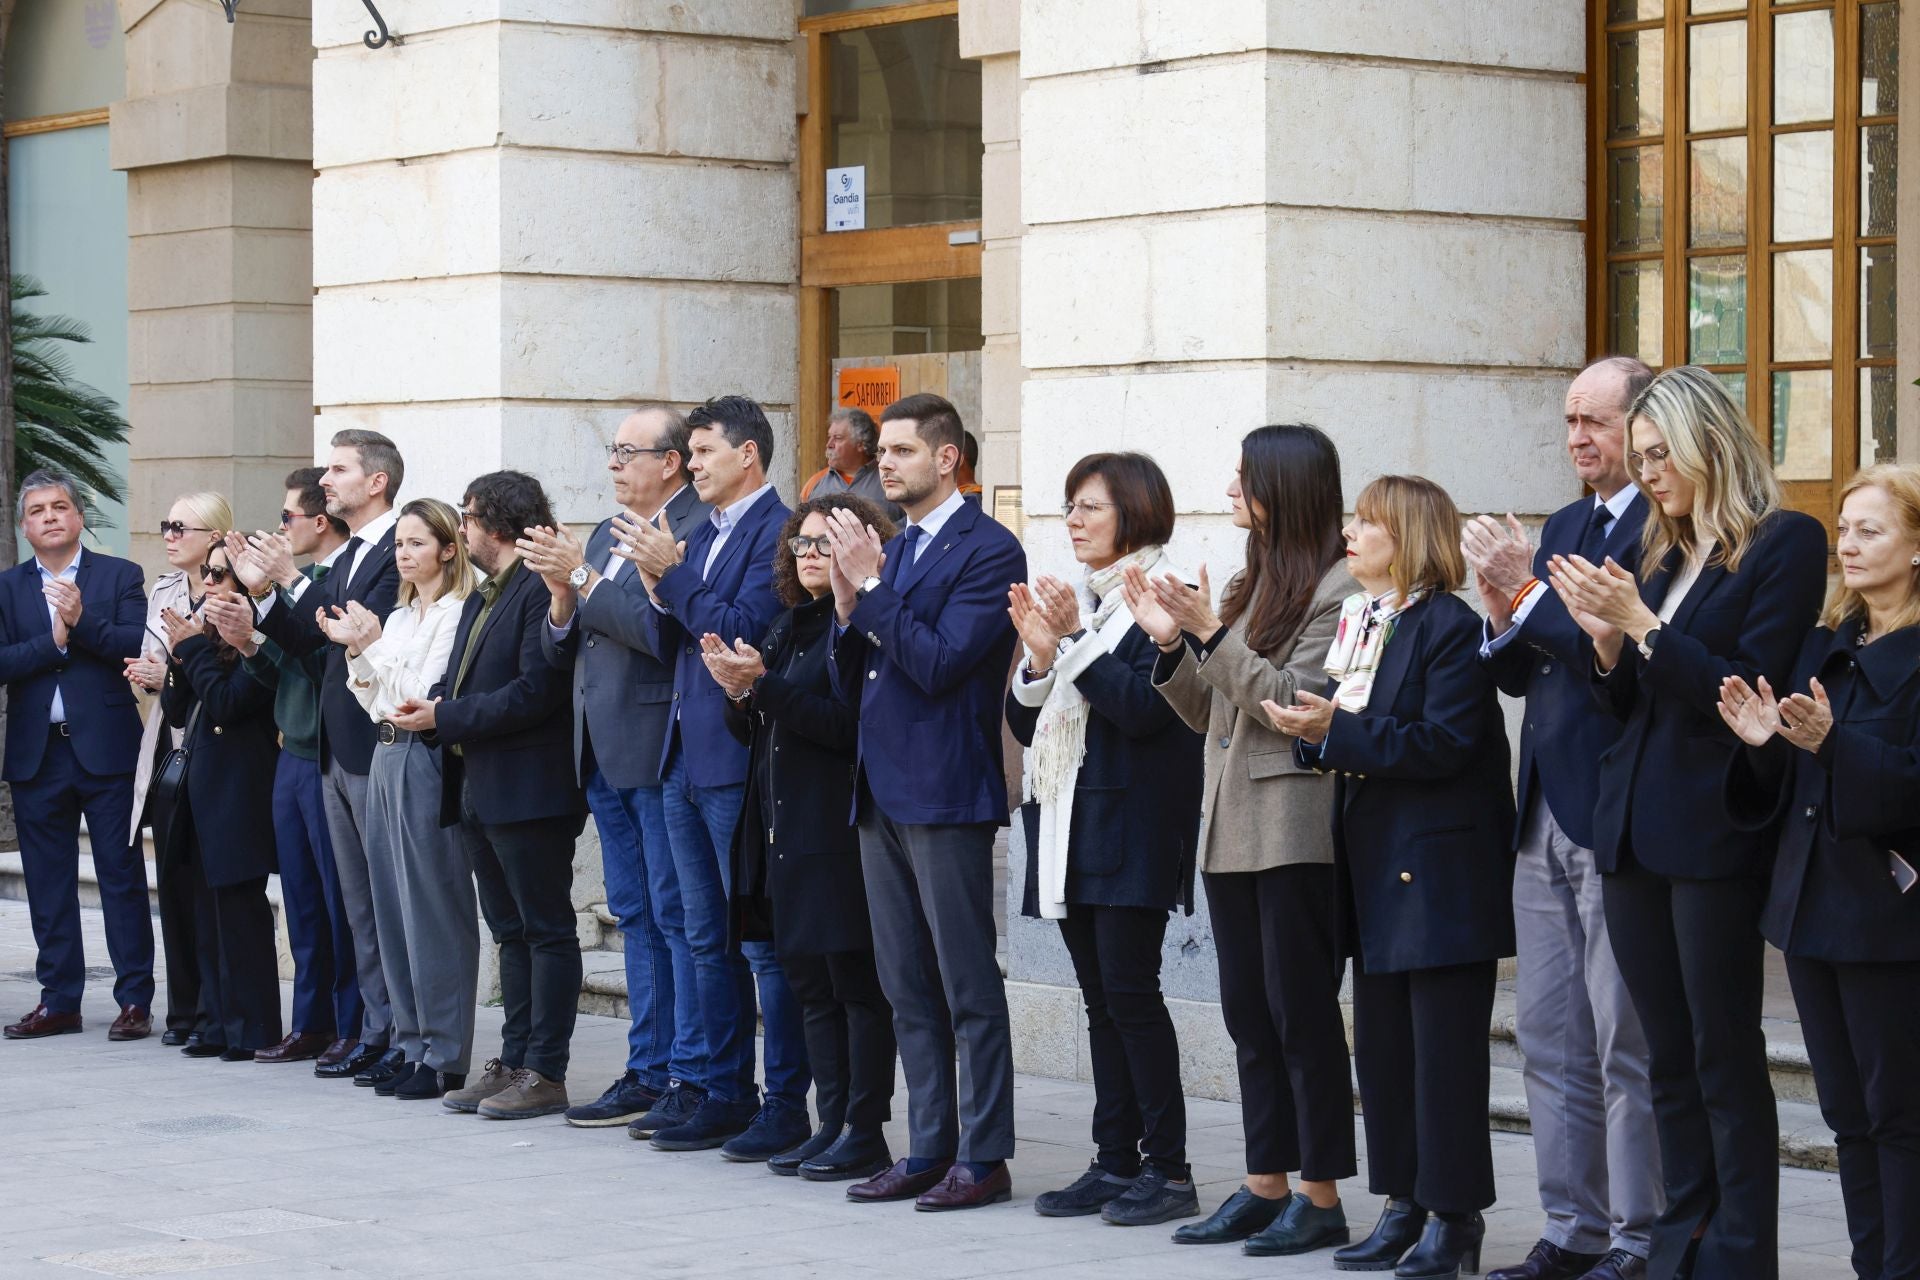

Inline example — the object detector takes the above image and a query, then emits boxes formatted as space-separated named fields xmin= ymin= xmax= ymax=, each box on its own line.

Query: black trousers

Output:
xmin=467 ymin=805 xmax=584 ymax=1082
xmin=183 ymin=826 xmax=282 ymax=1051
xmin=1057 ymin=905 xmax=1187 ymax=1175
xmin=153 ymin=815 xmax=204 ymax=1036
xmin=1352 ymin=958 xmax=1497 ymax=1214
xmin=1206 ymin=865 xmax=1356 ymax=1181
xmin=783 ymin=948 xmax=896 ymax=1134
xmin=1787 ymin=955 xmax=1920 ymax=1280
xmin=1603 ymin=868 xmax=1776 ymax=1280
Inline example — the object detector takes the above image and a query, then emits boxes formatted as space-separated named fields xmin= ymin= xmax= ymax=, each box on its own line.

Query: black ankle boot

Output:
xmin=1393 ymin=1210 xmax=1485 ymax=1279
xmin=1333 ymin=1198 xmax=1426 ymax=1272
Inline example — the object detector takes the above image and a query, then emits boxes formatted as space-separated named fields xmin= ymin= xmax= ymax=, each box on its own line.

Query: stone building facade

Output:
xmin=5 ymin=0 xmax=1918 ymax=1095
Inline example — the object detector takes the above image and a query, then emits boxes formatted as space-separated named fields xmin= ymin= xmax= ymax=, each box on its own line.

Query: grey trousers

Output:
xmin=320 ymin=761 xmax=392 ymax=1046
xmin=1513 ymin=796 xmax=1663 ymax=1256
xmin=366 ymin=740 xmax=479 ymax=1074
xmin=857 ymin=813 xmax=1014 ymax=1163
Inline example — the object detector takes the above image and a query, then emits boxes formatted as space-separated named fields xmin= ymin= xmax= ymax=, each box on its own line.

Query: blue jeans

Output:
xmin=660 ymin=751 xmax=809 ymax=1108
xmin=587 ymin=768 xmax=706 ymax=1089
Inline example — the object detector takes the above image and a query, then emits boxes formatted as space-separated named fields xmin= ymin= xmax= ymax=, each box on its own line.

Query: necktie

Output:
xmin=889 ymin=525 xmax=924 ymax=587
xmin=1578 ymin=505 xmax=1611 ymax=565
xmin=335 ymin=536 xmax=364 ymax=594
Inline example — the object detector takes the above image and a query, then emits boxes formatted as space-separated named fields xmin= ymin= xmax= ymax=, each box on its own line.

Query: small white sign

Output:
xmin=826 ymin=165 xmax=866 ymax=232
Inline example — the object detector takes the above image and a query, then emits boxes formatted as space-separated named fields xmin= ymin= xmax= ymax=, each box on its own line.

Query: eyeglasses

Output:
xmin=788 ymin=535 xmax=832 ymax=558
xmin=279 ymin=509 xmax=322 ymax=527
xmin=198 ymin=563 xmax=232 ymax=584
xmin=1061 ymin=499 xmax=1117 ymax=518
xmin=1626 ymin=445 xmax=1673 ymax=475
xmin=159 ymin=521 xmax=213 ymax=539
xmin=607 ymin=444 xmax=671 ymax=465
xmin=459 ymin=510 xmax=481 ymax=526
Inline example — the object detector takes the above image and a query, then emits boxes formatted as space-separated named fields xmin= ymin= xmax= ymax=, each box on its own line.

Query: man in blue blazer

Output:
xmin=617 ymin=395 xmax=809 ymax=1159
xmin=0 ymin=471 xmax=153 ymax=1040
xmin=526 ymin=405 xmax=712 ymax=1132
xmin=825 ymin=393 xmax=1027 ymax=1211
xmin=1467 ymin=357 xmax=1661 ymax=1280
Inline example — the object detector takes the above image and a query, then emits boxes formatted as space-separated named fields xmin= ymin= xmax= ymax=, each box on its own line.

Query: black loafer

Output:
xmin=1173 ymin=1185 xmax=1288 ymax=1244
xmin=181 ymin=1034 xmax=227 ymax=1059
xmin=769 ymin=1124 xmax=843 ymax=1176
xmin=375 ymin=1061 xmax=422 ymax=1096
xmin=353 ymin=1046 xmax=407 ymax=1087
xmin=1243 ymin=1192 xmax=1351 ymax=1256
xmin=798 ymin=1127 xmax=894 ymax=1182
xmin=161 ymin=1028 xmax=189 ymax=1047
xmin=317 ymin=1041 xmax=385 ymax=1079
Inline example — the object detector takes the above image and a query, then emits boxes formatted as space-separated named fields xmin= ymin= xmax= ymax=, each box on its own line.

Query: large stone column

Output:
xmin=1004 ymin=0 xmax=1588 ymax=1098
xmin=113 ymin=0 xmax=315 ymax=570
xmin=310 ymin=4 xmax=800 ymax=519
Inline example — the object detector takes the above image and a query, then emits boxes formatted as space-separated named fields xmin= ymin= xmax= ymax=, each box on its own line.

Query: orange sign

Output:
xmin=837 ymin=366 xmax=901 ymax=414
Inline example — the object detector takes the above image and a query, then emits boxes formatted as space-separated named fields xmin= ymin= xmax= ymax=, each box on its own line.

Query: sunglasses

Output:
xmin=198 ymin=563 xmax=232 ymax=585
xmin=159 ymin=521 xmax=213 ymax=538
xmin=280 ymin=509 xmax=322 ymax=527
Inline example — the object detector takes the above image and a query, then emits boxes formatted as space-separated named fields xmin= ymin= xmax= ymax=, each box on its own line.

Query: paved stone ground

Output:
xmin=0 ymin=900 xmax=1856 ymax=1279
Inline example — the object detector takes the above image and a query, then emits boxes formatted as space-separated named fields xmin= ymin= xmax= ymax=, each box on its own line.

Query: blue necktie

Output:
xmin=1579 ymin=505 xmax=1611 ymax=564
xmin=888 ymin=525 xmax=924 ymax=588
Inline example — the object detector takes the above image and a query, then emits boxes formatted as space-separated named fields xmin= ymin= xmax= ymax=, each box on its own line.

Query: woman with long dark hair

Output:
xmin=1549 ymin=366 xmax=1829 ymax=1279
xmin=701 ymin=493 xmax=899 ymax=1183
xmin=158 ymin=541 xmax=282 ymax=1060
xmin=1124 ymin=424 xmax=1358 ymax=1257
xmin=1006 ymin=452 xmax=1204 ymax=1227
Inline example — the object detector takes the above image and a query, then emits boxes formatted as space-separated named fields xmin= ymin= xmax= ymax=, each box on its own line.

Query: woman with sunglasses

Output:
xmin=323 ymin=498 xmax=479 ymax=1100
xmin=1549 ymin=366 xmax=1828 ymax=1279
xmin=128 ymin=493 xmax=232 ymax=1049
xmin=699 ymin=493 xmax=899 ymax=1182
xmin=156 ymin=541 xmax=283 ymax=1060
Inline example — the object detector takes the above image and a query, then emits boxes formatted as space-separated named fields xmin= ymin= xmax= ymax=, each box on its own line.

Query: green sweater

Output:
xmin=242 ymin=572 xmax=329 ymax=761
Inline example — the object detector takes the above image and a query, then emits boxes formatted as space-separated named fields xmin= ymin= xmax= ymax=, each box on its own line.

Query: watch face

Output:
xmin=568 ymin=565 xmax=590 ymax=586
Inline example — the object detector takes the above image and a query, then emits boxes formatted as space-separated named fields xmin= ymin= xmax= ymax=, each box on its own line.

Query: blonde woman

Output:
xmin=325 ymin=498 xmax=479 ymax=1101
xmin=1549 ymin=365 xmax=1828 ymax=1280
xmin=1719 ymin=464 xmax=1920 ymax=1280
xmin=128 ymin=491 xmax=232 ymax=1047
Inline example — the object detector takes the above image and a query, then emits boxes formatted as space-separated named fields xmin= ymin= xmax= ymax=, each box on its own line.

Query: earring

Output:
xmin=1912 ymin=555 xmax=1919 ymax=566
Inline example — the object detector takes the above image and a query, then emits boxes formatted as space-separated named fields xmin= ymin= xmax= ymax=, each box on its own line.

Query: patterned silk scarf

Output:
xmin=1323 ymin=589 xmax=1423 ymax=713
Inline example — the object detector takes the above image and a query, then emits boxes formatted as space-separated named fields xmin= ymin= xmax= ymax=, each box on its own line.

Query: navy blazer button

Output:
xmin=685 ymin=646 xmax=694 ymax=656
xmin=213 ymin=726 xmax=223 ymax=735
xmin=868 ymin=633 xmax=880 ymax=645
xmin=1805 ymin=806 xmax=1817 ymax=819
xmin=867 ymin=670 xmax=877 ymax=680
xmin=1399 ymin=871 xmax=1412 ymax=883
xmin=586 ymin=637 xmax=595 ymax=647
xmin=1540 ymin=664 xmax=1551 ymax=675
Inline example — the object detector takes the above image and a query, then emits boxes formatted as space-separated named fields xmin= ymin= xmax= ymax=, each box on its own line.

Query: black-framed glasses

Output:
xmin=788 ymin=535 xmax=832 ymax=558
xmin=607 ymin=444 xmax=671 ymax=465
xmin=159 ymin=521 xmax=213 ymax=538
xmin=198 ymin=562 xmax=232 ymax=585
xmin=459 ymin=509 xmax=482 ymax=526
xmin=1626 ymin=445 xmax=1673 ymax=475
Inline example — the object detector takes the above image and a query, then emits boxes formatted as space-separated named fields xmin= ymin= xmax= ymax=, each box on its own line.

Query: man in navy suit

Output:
xmin=616 ymin=395 xmax=810 ymax=1158
xmin=523 ymin=406 xmax=712 ymax=1132
xmin=0 ymin=471 xmax=153 ymax=1041
xmin=230 ymin=429 xmax=403 ymax=1081
xmin=1467 ymin=357 xmax=1661 ymax=1280
xmin=824 ymin=393 xmax=1027 ymax=1211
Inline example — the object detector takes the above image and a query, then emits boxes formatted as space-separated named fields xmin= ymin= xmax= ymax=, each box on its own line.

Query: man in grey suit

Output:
xmin=521 ymin=405 xmax=712 ymax=1132
xmin=1465 ymin=357 xmax=1662 ymax=1280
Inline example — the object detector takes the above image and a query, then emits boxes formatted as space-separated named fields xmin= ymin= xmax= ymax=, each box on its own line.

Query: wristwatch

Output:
xmin=1636 ymin=628 xmax=1661 ymax=660
xmin=856 ymin=575 xmax=884 ymax=600
xmin=1056 ymin=628 xmax=1088 ymax=655
xmin=567 ymin=564 xmax=591 ymax=589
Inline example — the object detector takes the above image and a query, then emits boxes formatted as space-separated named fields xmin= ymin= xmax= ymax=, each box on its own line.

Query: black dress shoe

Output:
xmin=1487 ymin=1239 xmax=1607 ymax=1280
xmin=769 ymin=1123 xmax=844 ymax=1176
xmin=181 ymin=1034 xmax=228 ymax=1059
xmin=395 ymin=1067 xmax=464 ymax=1101
xmin=316 ymin=1041 xmax=384 ymax=1079
xmin=1576 ymin=1249 xmax=1648 ymax=1280
xmin=1172 ymin=1185 xmax=1288 ymax=1244
xmin=218 ymin=1047 xmax=256 ymax=1062
xmin=1394 ymin=1211 xmax=1484 ymax=1280
xmin=1334 ymin=1197 xmax=1426 ymax=1271
xmin=799 ymin=1127 xmax=894 ymax=1182
xmin=161 ymin=1029 xmax=189 ymax=1047
xmin=1243 ymin=1192 xmax=1351 ymax=1256
xmin=375 ymin=1061 xmax=422 ymax=1096
xmin=353 ymin=1046 xmax=408 ymax=1087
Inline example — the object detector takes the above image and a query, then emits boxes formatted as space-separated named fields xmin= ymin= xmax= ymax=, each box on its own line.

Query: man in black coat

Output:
xmin=394 ymin=471 xmax=584 ymax=1120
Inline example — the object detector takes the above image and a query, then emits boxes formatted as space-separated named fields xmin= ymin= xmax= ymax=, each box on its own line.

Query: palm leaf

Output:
xmin=10 ymin=273 xmax=130 ymax=528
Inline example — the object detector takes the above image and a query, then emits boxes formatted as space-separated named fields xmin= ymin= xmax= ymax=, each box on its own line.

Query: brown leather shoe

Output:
xmin=314 ymin=1037 xmax=359 ymax=1068
xmin=256 ymin=1031 xmax=332 ymax=1063
xmin=4 ymin=1004 xmax=84 ymax=1039
xmin=107 ymin=1006 xmax=153 ymax=1041
xmin=915 ymin=1164 xmax=1013 ymax=1212
xmin=847 ymin=1158 xmax=954 ymax=1203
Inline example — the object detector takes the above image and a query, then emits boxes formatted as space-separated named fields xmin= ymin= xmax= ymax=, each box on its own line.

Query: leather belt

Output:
xmin=49 ymin=722 xmax=71 ymax=738
xmin=377 ymin=721 xmax=418 ymax=745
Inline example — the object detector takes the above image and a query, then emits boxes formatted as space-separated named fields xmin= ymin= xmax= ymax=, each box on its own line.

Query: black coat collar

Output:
xmin=1820 ymin=617 xmax=1920 ymax=701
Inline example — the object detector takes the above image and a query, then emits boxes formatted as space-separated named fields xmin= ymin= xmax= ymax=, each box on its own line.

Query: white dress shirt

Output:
xmin=35 ymin=547 xmax=82 ymax=724
xmin=346 ymin=587 xmax=472 ymax=723
xmin=271 ymin=505 xmax=400 ymax=613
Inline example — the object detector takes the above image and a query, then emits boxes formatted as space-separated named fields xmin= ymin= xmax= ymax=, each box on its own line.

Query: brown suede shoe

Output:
xmin=107 ymin=1006 xmax=153 ymax=1041
xmin=256 ymin=1031 xmax=332 ymax=1063
xmin=443 ymin=1058 xmax=516 ymax=1113
xmin=4 ymin=1004 xmax=83 ymax=1039
xmin=477 ymin=1068 xmax=569 ymax=1120
xmin=847 ymin=1158 xmax=955 ymax=1204
xmin=915 ymin=1164 xmax=1013 ymax=1212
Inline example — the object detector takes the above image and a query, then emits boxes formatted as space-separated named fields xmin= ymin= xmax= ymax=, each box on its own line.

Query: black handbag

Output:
xmin=148 ymin=702 xmax=203 ymax=814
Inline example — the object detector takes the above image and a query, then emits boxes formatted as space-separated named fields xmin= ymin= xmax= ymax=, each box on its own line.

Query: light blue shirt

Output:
xmin=702 ymin=482 xmax=776 ymax=579
xmin=36 ymin=547 xmax=82 ymax=724
xmin=904 ymin=487 xmax=966 ymax=562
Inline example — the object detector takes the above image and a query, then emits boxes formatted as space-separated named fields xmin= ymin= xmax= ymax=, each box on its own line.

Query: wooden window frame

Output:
xmin=1589 ymin=0 xmax=1898 ymax=528
xmin=796 ymin=0 xmax=982 ymax=476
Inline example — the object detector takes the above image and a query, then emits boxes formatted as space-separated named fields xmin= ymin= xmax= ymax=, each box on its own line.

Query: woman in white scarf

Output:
xmin=1004 ymin=452 xmax=1204 ymax=1229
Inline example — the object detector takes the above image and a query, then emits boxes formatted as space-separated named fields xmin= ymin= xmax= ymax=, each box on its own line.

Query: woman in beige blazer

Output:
xmin=1124 ymin=424 xmax=1356 ymax=1259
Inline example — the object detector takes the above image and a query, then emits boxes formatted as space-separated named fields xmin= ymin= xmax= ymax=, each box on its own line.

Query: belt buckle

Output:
xmin=379 ymin=721 xmax=397 ymax=745
xmin=54 ymin=722 xmax=71 ymax=738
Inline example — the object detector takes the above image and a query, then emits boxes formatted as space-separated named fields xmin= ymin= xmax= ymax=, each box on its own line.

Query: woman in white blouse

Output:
xmin=324 ymin=497 xmax=479 ymax=1101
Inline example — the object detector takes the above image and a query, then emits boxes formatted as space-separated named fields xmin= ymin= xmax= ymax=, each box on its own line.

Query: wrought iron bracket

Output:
xmin=218 ymin=2 xmax=401 ymax=51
